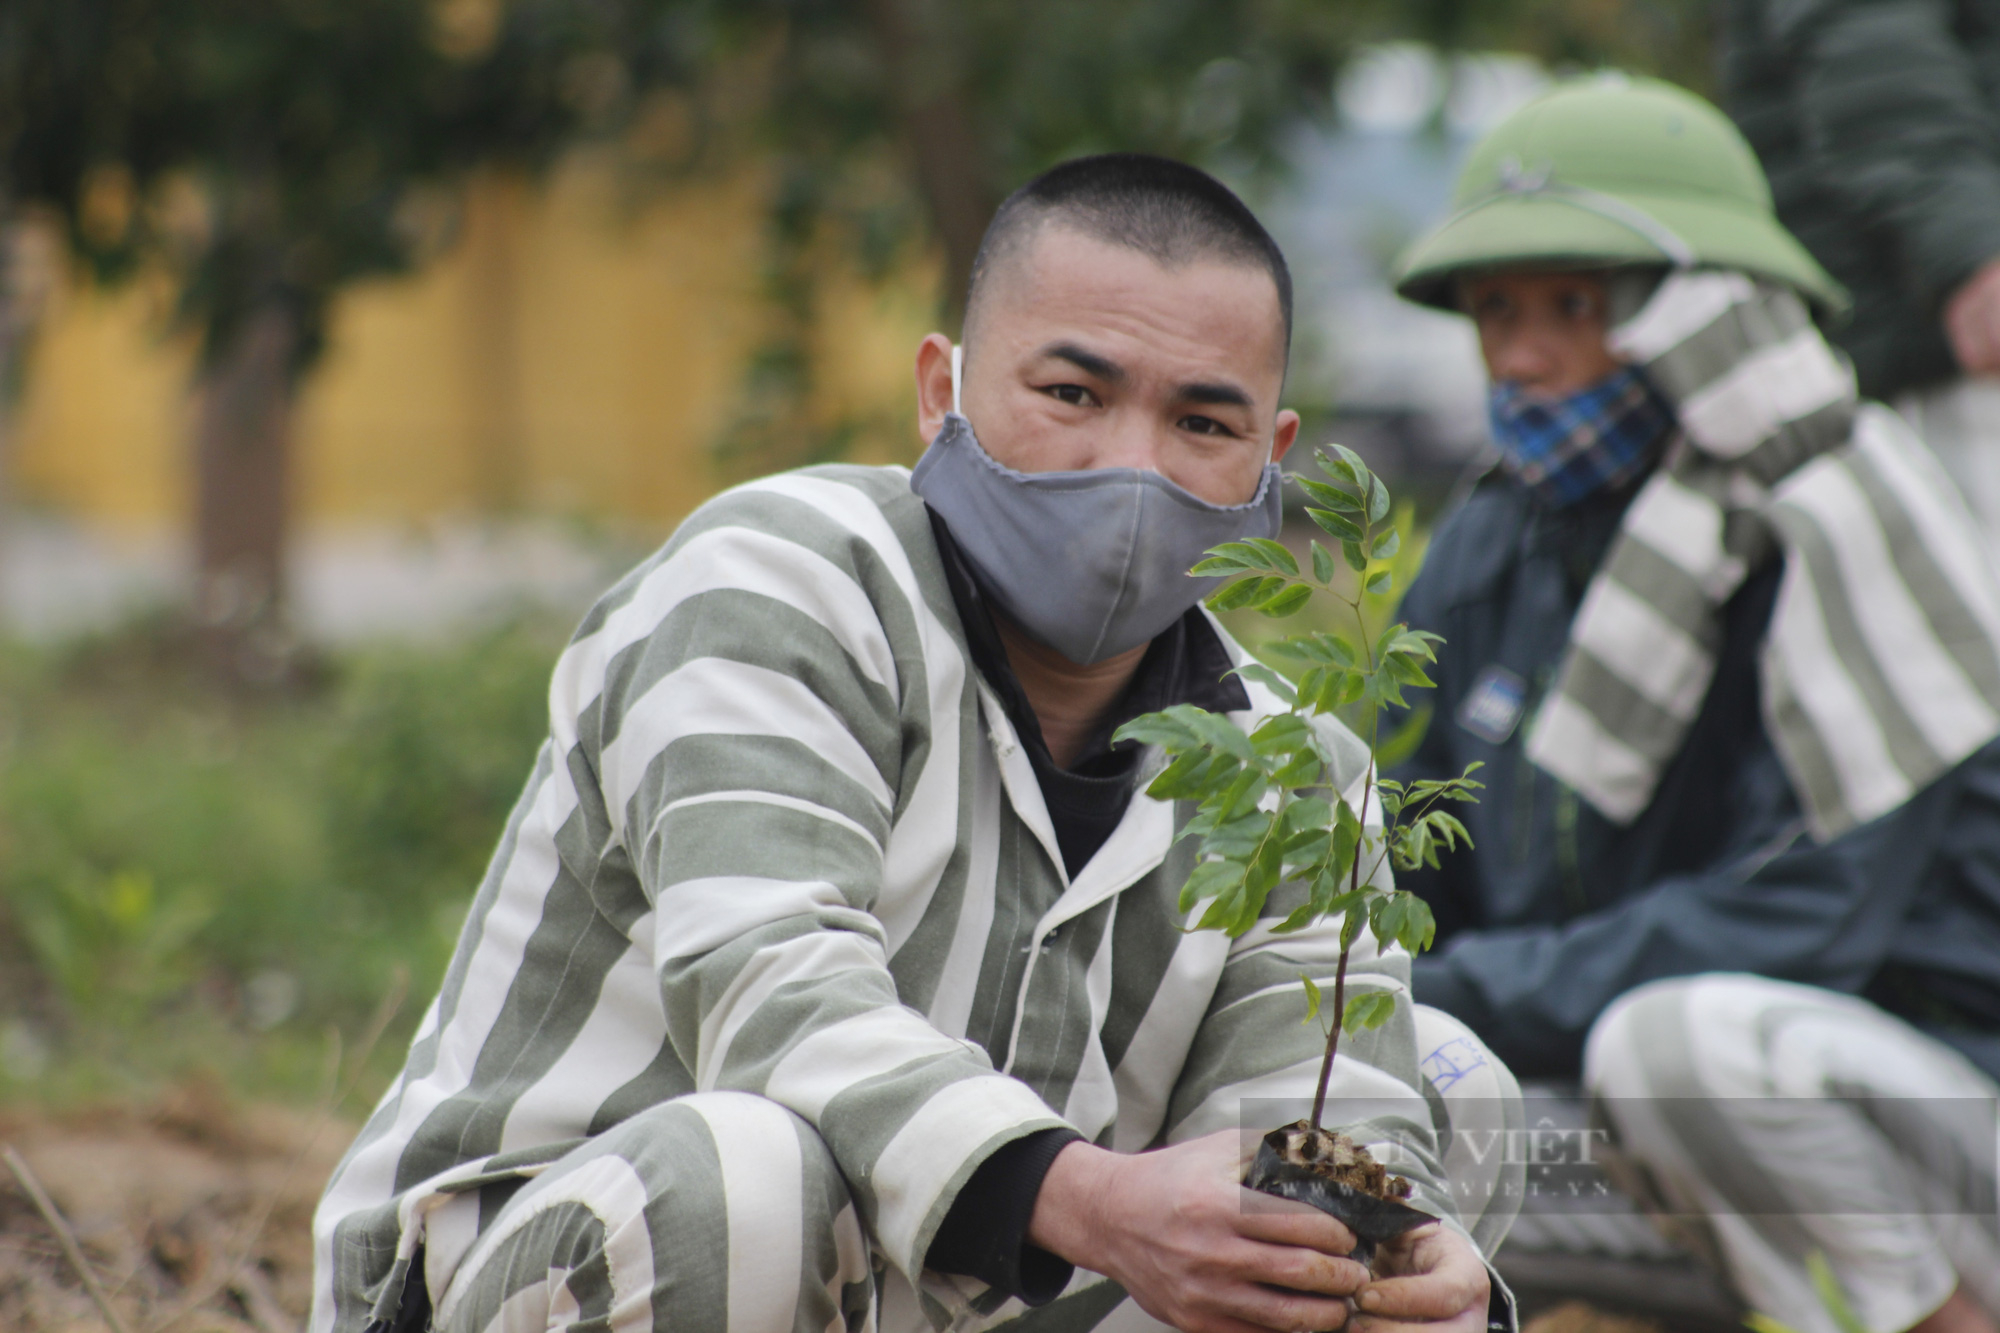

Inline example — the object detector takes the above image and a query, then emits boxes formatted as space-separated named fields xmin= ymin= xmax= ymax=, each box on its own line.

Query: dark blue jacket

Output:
xmin=1394 ymin=473 xmax=2000 ymax=1080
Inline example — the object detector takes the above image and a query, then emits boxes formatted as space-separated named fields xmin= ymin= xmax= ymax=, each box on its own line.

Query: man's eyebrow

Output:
xmin=1179 ymin=381 xmax=1254 ymax=409
xmin=1038 ymin=342 xmax=1126 ymax=382
xmin=1035 ymin=343 xmax=1257 ymax=409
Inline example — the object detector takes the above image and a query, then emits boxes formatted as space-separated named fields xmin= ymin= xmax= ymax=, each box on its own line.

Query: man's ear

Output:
xmin=914 ymin=333 xmax=956 ymax=447
xmin=1271 ymin=409 xmax=1301 ymax=467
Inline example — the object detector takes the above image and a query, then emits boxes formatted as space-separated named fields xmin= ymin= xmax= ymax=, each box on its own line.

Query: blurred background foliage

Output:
xmin=0 ymin=617 xmax=563 ymax=1099
xmin=0 ymin=0 xmax=1712 ymax=1106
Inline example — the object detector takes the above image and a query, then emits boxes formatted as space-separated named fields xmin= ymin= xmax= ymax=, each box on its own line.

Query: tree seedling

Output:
xmin=1112 ymin=445 xmax=1483 ymax=1259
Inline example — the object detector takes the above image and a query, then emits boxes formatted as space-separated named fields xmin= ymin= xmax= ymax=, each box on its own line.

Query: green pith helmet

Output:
xmin=1392 ymin=74 xmax=1848 ymax=316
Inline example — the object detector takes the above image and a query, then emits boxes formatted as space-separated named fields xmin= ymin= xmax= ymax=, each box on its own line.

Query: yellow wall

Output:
xmin=9 ymin=158 xmax=941 ymax=538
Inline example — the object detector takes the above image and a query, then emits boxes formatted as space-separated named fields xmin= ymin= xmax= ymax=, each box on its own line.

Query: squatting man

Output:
xmin=310 ymin=155 xmax=1518 ymax=1333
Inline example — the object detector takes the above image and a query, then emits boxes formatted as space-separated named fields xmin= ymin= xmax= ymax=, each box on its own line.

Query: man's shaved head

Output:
xmin=964 ymin=153 xmax=1293 ymax=358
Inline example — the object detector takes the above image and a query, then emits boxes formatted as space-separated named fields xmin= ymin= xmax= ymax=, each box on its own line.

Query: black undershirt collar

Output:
xmin=927 ymin=507 xmax=1248 ymax=878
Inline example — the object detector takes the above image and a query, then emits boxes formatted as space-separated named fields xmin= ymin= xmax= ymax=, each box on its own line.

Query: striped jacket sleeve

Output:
xmin=582 ymin=479 xmax=1067 ymax=1282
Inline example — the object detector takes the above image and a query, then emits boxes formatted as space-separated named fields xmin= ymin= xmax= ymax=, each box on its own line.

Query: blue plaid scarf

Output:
xmin=1488 ymin=366 xmax=1675 ymax=508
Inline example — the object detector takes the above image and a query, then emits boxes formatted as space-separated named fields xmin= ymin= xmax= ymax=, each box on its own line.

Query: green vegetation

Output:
xmin=1115 ymin=448 xmax=1477 ymax=1129
xmin=0 ymin=617 xmax=565 ymax=1106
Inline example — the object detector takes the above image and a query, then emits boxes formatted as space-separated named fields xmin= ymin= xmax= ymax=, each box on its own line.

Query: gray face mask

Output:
xmin=910 ymin=347 xmax=1284 ymax=665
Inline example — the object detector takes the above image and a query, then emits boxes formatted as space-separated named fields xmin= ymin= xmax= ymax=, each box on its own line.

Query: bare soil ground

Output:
xmin=0 ymin=1083 xmax=350 ymax=1333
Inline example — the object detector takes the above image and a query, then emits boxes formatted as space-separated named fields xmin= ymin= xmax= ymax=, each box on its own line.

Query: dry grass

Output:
xmin=0 ymin=1081 xmax=352 ymax=1333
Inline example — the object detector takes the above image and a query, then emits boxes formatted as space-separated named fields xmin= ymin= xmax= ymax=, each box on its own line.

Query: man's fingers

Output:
xmin=1235 ymin=1189 xmax=1358 ymax=1256
xmin=1184 ymin=1310 xmax=1318 ymax=1333
xmin=1226 ymin=1281 xmax=1354 ymax=1333
xmin=1355 ymin=1228 xmax=1487 ymax=1320
xmin=1252 ymin=1243 xmax=1370 ymax=1300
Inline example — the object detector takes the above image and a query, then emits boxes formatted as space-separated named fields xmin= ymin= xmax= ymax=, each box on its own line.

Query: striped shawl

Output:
xmin=310 ymin=465 xmax=1457 ymax=1333
xmin=1528 ymin=270 xmax=2000 ymax=839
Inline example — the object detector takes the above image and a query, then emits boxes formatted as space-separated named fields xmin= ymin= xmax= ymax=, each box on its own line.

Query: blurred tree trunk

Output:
xmin=859 ymin=0 xmax=995 ymax=327
xmin=192 ymin=301 xmax=298 ymax=687
xmin=0 ymin=213 xmax=18 ymax=531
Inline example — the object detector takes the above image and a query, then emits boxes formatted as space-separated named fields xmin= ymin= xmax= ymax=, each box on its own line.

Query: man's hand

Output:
xmin=1029 ymin=1132 xmax=1367 ymax=1333
xmin=1353 ymin=1224 xmax=1490 ymax=1333
xmin=1945 ymin=257 xmax=2000 ymax=375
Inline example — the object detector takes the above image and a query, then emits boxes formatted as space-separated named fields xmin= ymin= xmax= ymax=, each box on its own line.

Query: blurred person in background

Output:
xmin=1722 ymin=0 xmax=2000 ymax=544
xmin=311 ymin=154 xmax=1514 ymax=1333
xmin=1388 ymin=78 xmax=2000 ymax=1333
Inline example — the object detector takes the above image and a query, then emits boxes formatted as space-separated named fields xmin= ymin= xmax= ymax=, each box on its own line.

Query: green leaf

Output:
xmin=1371 ymin=891 xmax=1437 ymax=955
xmin=1365 ymin=570 xmax=1393 ymax=596
xmin=1424 ymin=811 xmax=1472 ymax=852
xmin=1392 ymin=823 xmax=1433 ymax=873
xmin=1342 ymin=990 xmax=1397 ymax=1033
xmin=1279 ymin=795 xmax=1333 ymax=835
xmin=1375 ymin=778 xmax=1405 ymax=820
xmin=1331 ymin=443 xmax=1370 ymax=484
xmin=1113 ymin=711 xmax=1198 ymax=751
xmin=1314 ymin=669 xmax=1363 ymax=713
xmin=1366 ymin=474 xmax=1392 ymax=523
xmin=1214 ymin=767 xmax=1272 ymax=823
xmin=1244 ymin=538 xmax=1299 ymax=576
xmin=1265 ymin=633 xmax=1353 ymax=667
xmin=1177 ymin=858 xmax=1243 ymax=914
xmin=1308 ymin=507 xmax=1363 ymax=542
xmin=1248 ymin=576 xmax=1290 ymax=607
xmin=1250 ymin=713 xmax=1313 ymax=757
xmin=1194 ymin=885 xmax=1248 ymax=934
xmin=1370 ymin=527 xmax=1402 ymax=560
xmin=1300 ymin=973 xmax=1323 ymax=1024
xmin=1339 ymin=902 xmax=1367 ymax=950
xmin=1296 ymin=476 xmax=1362 ymax=513
xmin=1205 ymin=540 xmax=1284 ymax=573
xmin=1310 ymin=540 xmax=1337 ymax=584
xmin=1227 ymin=662 xmax=1297 ymax=705
xmin=1315 ymin=446 xmax=1358 ymax=484
xmin=1342 ymin=539 xmax=1368 ymax=573
xmin=1206 ymin=575 xmax=1267 ymax=612
xmin=1184 ymin=708 xmax=1258 ymax=762
xmin=1270 ymin=747 xmax=1323 ymax=789
xmin=1333 ymin=798 xmax=1361 ymax=868
xmin=1259 ymin=584 xmax=1313 ymax=618
xmin=1146 ymin=749 xmax=1239 ymax=802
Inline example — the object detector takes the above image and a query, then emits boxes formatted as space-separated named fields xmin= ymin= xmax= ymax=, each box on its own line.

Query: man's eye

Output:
xmin=1178 ymin=415 xmax=1235 ymax=437
xmin=1044 ymin=384 xmax=1098 ymax=407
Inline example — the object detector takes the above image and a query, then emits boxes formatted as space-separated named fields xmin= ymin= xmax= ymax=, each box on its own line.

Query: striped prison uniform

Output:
xmin=310 ymin=463 xmax=1514 ymax=1333
xmin=1590 ymin=975 xmax=2000 ymax=1333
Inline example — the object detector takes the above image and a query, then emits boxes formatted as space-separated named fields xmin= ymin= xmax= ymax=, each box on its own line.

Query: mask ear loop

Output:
xmin=951 ymin=343 xmax=962 ymax=416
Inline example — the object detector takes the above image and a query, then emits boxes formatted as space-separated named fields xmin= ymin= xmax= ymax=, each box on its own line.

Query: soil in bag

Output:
xmin=1242 ymin=1120 xmax=1434 ymax=1269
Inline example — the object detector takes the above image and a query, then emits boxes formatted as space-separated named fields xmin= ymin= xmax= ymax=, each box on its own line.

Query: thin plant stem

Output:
xmin=4 ymin=1144 xmax=134 ymax=1333
xmin=1307 ymin=588 xmax=1382 ymax=1131
xmin=1309 ymin=947 xmax=1350 ymax=1130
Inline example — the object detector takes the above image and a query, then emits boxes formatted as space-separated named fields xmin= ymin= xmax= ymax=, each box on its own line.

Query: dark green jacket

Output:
xmin=1720 ymin=0 xmax=2000 ymax=398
